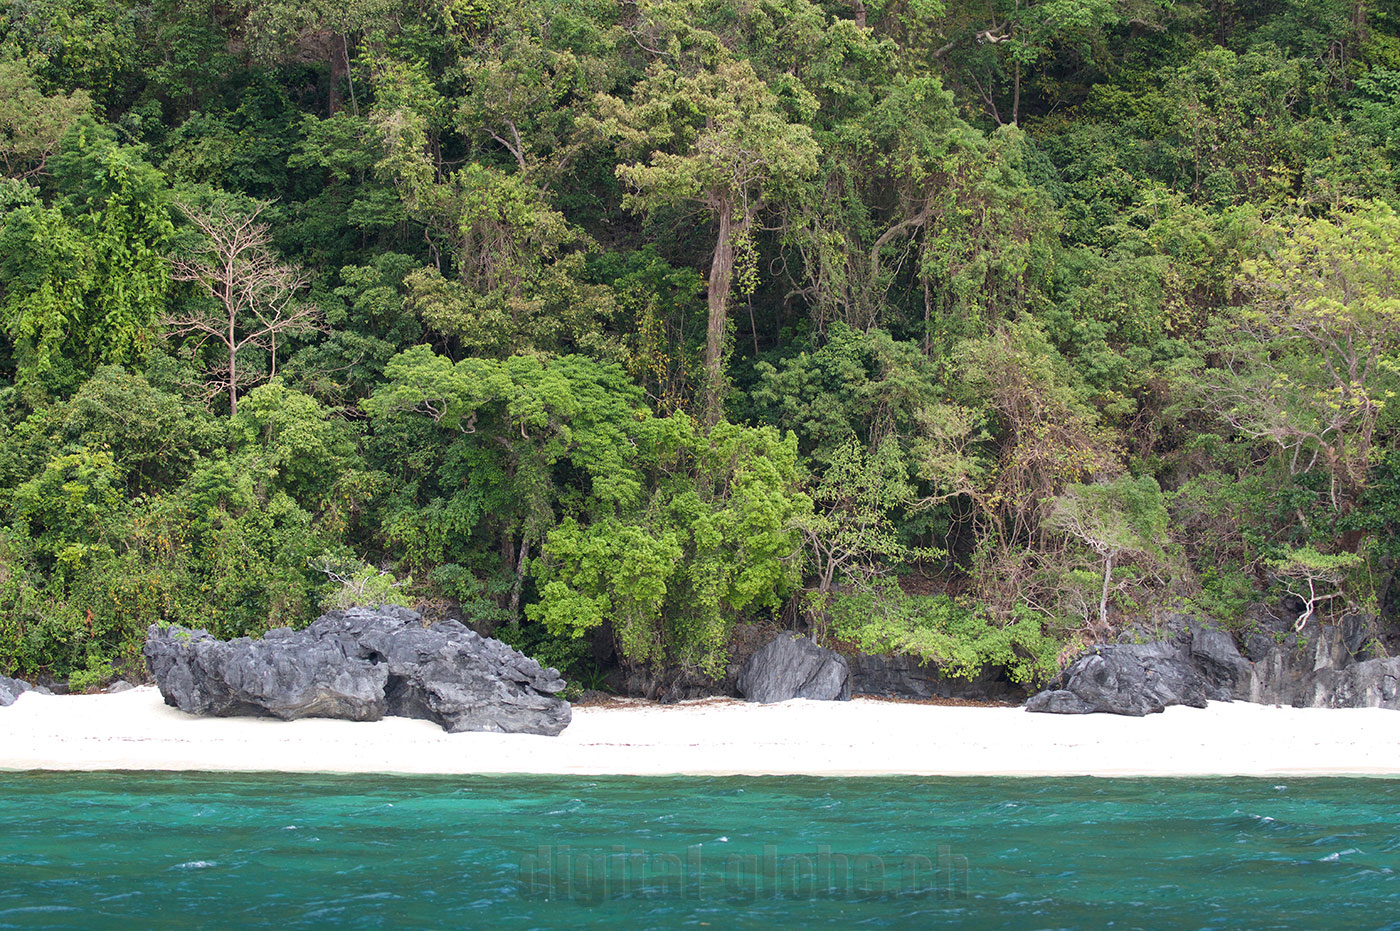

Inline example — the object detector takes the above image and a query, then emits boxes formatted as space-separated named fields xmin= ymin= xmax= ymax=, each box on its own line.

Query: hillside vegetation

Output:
xmin=2 ymin=0 xmax=1399 ymax=688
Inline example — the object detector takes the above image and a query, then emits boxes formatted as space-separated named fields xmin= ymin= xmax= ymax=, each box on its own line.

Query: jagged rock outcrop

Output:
xmin=1028 ymin=606 xmax=1400 ymax=715
xmin=144 ymin=622 xmax=386 ymax=721
xmin=1238 ymin=608 xmax=1383 ymax=706
xmin=847 ymin=653 xmax=1024 ymax=702
xmin=349 ymin=612 xmax=572 ymax=734
xmin=143 ymin=606 xmax=571 ymax=735
xmin=1188 ymin=625 xmax=1254 ymax=699
xmin=737 ymin=634 xmax=851 ymax=703
xmin=1026 ymin=640 xmax=1212 ymax=716
xmin=0 ymin=675 xmax=44 ymax=707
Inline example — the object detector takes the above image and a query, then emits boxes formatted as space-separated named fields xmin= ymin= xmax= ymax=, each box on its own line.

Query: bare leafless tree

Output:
xmin=166 ymin=199 xmax=322 ymax=414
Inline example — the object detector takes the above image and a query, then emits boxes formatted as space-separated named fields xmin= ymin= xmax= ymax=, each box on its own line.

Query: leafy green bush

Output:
xmin=67 ymin=655 xmax=113 ymax=693
xmin=429 ymin=563 xmax=512 ymax=630
xmin=312 ymin=554 xmax=413 ymax=612
xmin=1191 ymin=566 xmax=1258 ymax=629
xmin=829 ymin=584 xmax=1063 ymax=685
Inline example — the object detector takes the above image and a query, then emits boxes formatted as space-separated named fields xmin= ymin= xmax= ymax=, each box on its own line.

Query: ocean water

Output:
xmin=1 ymin=773 xmax=1397 ymax=929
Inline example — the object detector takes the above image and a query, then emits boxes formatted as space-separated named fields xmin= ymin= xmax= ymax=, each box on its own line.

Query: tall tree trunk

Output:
xmin=1012 ymin=60 xmax=1021 ymax=126
xmin=329 ymin=33 xmax=347 ymax=116
xmin=342 ymin=34 xmax=359 ymax=117
xmin=507 ymin=536 xmax=531 ymax=623
xmin=922 ymin=274 xmax=932 ymax=355
xmin=704 ymin=204 xmax=737 ymax=426
xmin=228 ymin=314 xmax=238 ymax=416
xmin=1352 ymin=1 xmax=1369 ymax=54
xmin=1099 ymin=552 xmax=1114 ymax=630
xmin=853 ymin=1 xmax=867 ymax=28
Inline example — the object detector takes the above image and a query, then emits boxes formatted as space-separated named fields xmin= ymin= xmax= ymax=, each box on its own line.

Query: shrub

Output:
xmin=829 ymin=583 xmax=1063 ymax=685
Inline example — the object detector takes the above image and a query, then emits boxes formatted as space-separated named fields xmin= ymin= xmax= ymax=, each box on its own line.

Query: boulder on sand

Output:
xmin=1025 ymin=641 xmax=1209 ymax=716
xmin=0 ymin=675 xmax=38 ymax=707
xmin=143 ymin=606 xmax=571 ymax=735
xmin=737 ymin=634 xmax=851 ymax=703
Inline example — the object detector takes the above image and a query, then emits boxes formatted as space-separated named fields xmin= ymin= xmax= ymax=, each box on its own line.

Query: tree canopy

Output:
xmin=2 ymin=0 xmax=1399 ymax=689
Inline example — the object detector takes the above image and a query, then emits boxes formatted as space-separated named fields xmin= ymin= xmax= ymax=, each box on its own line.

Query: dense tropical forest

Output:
xmin=2 ymin=0 xmax=1398 ymax=691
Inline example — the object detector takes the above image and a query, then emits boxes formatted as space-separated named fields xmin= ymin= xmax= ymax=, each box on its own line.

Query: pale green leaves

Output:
xmin=598 ymin=57 xmax=820 ymax=216
xmin=0 ymin=57 xmax=91 ymax=180
xmin=1218 ymin=200 xmax=1400 ymax=507
xmin=1049 ymin=474 xmax=1168 ymax=561
xmin=0 ymin=124 xmax=174 ymax=398
xmin=528 ymin=421 xmax=807 ymax=674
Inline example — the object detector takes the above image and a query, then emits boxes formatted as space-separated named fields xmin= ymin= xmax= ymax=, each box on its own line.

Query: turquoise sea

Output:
xmin=1 ymin=773 xmax=1398 ymax=929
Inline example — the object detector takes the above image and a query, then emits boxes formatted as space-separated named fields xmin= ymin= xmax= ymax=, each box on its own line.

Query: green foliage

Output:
xmin=830 ymin=584 xmax=1062 ymax=685
xmin=232 ymin=380 xmax=362 ymax=510
xmin=0 ymin=122 xmax=174 ymax=399
xmin=599 ymin=57 xmax=821 ymax=218
xmin=528 ymin=422 xmax=808 ymax=675
xmin=493 ymin=619 xmax=592 ymax=684
xmin=748 ymin=322 xmax=941 ymax=466
xmin=430 ymin=562 xmax=512 ymax=629
xmin=1166 ymin=45 xmax=1303 ymax=207
xmin=67 ymin=654 xmax=112 ymax=693
xmin=1047 ymin=474 xmax=1169 ymax=627
xmin=371 ymin=344 xmax=810 ymax=674
xmin=1208 ymin=200 xmax=1400 ymax=515
xmin=1190 ymin=566 xmax=1258 ymax=627
xmin=794 ymin=435 xmax=921 ymax=600
xmin=0 ymin=0 xmax=139 ymax=104
xmin=0 ymin=56 xmax=91 ymax=179
xmin=313 ymin=555 xmax=412 ymax=612
xmin=10 ymin=447 xmax=125 ymax=573
xmin=1267 ymin=545 xmax=1364 ymax=627
xmin=59 ymin=366 xmax=220 ymax=494
xmin=369 ymin=344 xmax=809 ymax=673
xmin=7 ymin=0 xmax=1400 ymax=684
xmin=1049 ymin=475 xmax=1169 ymax=562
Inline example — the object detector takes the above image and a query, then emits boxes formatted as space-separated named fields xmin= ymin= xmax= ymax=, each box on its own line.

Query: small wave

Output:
xmin=1321 ymin=848 xmax=1363 ymax=862
xmin=172 ymin=860 xmax=217 ymax=870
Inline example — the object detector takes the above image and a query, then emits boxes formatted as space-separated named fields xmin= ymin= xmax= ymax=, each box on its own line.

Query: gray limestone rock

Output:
xmin=1189 ymin=626 xmax=1253 ymax=701
xmin=737 ymin=634 xmax=851 ymax=703
xmin=846 ymin=653 xmax=1022 ymax=702
xmin=1029 ymin=606 xmax=1400 ymax=715
xmin=0 ymin=675 xmax=36 ymax=707
xmin=1025 ymin=641 xmax=1208 ymax=716
xmin=143 ymin=606 xmax=571 ymax=735
xmin=143 ymin=622 xmax=388 ymax=721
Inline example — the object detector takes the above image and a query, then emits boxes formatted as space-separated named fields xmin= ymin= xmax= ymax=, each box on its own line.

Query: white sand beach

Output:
xmin=2 ymin=686 xmax=1397 ymax=777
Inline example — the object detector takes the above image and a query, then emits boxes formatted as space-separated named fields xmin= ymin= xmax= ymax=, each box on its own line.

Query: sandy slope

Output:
xmin=1 ymin=686 xmax=1397 ymax=777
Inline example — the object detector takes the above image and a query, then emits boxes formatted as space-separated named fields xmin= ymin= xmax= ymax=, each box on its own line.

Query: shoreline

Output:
xmin=3 ymin=686 xmax=1398 ymax=778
